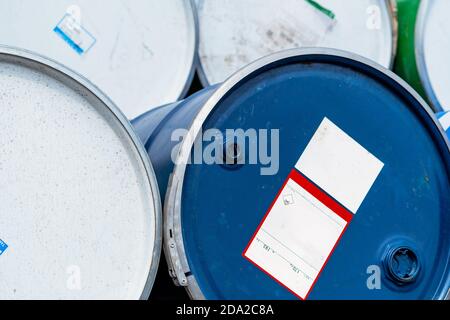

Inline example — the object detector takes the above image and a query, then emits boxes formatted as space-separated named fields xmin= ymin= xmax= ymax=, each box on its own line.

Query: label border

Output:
xmin=243 ymin=169 xmax=353 ymax=300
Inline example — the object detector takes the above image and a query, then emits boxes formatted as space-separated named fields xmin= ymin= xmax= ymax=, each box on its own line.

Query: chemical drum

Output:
xmin=0 ymin=47 xmax=162 ymax=300
xmin=415 ymin=0 xmax=450 ymax=112
xmin=195 ymin=0 xmax=397 ymax=86
xmin=0 ymin=0 xmax=197 ymax=119
xmin=133 ymin=49 xmax=450 ymax=300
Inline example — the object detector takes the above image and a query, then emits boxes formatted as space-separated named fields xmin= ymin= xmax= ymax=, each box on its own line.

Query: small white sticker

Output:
xmin=54 ymin=13 xmax=96 ymax=55
xmin=244 ymin=118 xmax=384 ymax=299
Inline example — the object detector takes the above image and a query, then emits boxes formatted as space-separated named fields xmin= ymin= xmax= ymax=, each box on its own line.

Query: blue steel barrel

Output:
xmin=132 ymin=49 xmax=450 ymax=300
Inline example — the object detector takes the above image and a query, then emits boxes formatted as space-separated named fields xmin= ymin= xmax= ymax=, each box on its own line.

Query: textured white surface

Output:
xmin=419 ymin=0 xmax=450 ymax=111
xmin=0 ymin=0 xmax=196 ymax=118
xmin=0 ymin=59 xmax=156 ymax=299
xmin=196 ymin=0 xmax=394 ymax=84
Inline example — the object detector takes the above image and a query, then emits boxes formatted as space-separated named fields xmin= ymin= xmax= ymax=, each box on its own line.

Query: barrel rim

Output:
xmin=164 ymin=47 xmax=450 ymax=300
xmin=195 ymin=0 xmax=397 ymax=87
xmin=415 ymin=0 xmax=444 ymax=112
xmin=0 ymin=45 xmax=163 ymax=300
xmin=178 ymin=0 xmax=200 ymax=101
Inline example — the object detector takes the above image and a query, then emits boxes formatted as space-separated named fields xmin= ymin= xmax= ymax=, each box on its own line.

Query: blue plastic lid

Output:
xmin=174 ymin=51 xmax=450 ymax=300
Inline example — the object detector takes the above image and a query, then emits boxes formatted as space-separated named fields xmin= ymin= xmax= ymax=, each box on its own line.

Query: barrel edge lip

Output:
xmin=166 ymin=47 xmax=450 ymax=300
xmin=414 ymin=0 xmax=444 ymax=112
xmin=387 ymin=0 xmax=399 ymax=70
xmin=0 ymin=44 xmax=163 ymax=301
xmin=176 ymin=0 xmax=200 ymax=101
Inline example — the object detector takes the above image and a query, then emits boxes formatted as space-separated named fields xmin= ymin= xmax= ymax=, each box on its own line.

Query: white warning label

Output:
xmin=244 ymin=118 xmax=384 ymax=299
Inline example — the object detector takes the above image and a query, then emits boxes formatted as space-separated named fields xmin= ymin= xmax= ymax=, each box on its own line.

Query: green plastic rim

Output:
xmin=394 ymin=0 xmax=427 ymax=98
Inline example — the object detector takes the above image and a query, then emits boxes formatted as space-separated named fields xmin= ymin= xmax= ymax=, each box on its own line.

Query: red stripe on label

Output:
xmin=289 ymin=170 xmax=354 ymax=222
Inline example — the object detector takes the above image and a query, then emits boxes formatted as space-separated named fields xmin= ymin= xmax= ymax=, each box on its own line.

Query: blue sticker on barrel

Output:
xmin=0 ymin=239 xmax=8 ymax=256
xmin=54 ymin=14 xmax=96 ymax=55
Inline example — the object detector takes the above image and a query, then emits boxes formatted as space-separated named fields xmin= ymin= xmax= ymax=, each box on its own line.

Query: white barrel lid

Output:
xmin=0 ymin=0 xmax=197 ymax=119
xmin=0 ymin=47 xmax=161 ymax=300
xmin=416 ymin=0 xmax=450 ymax=112
xmin=196 ymin=0 xmax=395 ymax=85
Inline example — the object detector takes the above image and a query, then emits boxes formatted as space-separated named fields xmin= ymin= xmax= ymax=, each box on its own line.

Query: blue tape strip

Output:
xmin=53 ymin=26 xmax=84 ymax=55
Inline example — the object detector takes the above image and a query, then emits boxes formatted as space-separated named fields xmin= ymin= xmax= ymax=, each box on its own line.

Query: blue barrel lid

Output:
xmin=166 ymin=49 xmax=450 ymax=300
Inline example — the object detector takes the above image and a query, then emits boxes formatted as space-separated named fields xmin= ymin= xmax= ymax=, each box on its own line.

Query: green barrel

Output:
xmin=394 ymin=0 xmax=426 ymax=98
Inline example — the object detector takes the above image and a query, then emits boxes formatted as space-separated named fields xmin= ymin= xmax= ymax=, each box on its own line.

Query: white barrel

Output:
xmin=196 ymin=0 xmax=396 ymax=85
xmin=0 ymin=0 xmax=197 ymax=119
xmin=416 ymin=0 xmax=450 ymax=111
xmin=0 ymin=47 xmax=161 ymax=300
